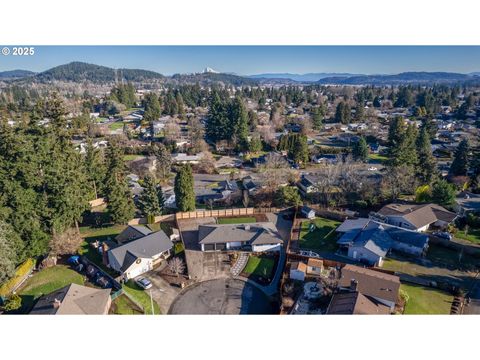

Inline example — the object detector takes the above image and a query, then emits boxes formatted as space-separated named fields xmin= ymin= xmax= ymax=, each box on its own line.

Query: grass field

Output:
xmin=108 ymin=121 xmax=125 ymax=131
xmin=401 ymin=283 xmax=453 ymax=314
xmin=79 ymin=224 xmax=126 ymax=275
xmin=217 ymin=217 xmax=257 ymax=224
xmin=123 ymin=154 xmax=145 ymax=161
xmin=123 ymin=280 xmax=161 ymax=315
xmin=110 ymin=294 xmax=144 ymax=315
xmin=243 ymin=256 xmax=275 ymax=278
xmin=18 ymin=265 xmax=84 ymax=312
xmin=299 ymin=217 xmax=341 ymax=252
xmin=455 ymin=227 xmax=480 ymax=245
xmin=368 ymin=153 xmax=388 ymax=163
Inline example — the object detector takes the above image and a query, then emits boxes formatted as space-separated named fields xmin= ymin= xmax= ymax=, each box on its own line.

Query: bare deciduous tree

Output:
xmin=168 ymin=257 xmax=185 ymax=277
xmin=50 ymin=227 xmax=84 ymax=256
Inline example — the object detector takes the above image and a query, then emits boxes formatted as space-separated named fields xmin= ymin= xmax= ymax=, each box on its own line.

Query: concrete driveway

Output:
xmin=144 ymin=267 xmax=181 ymax=314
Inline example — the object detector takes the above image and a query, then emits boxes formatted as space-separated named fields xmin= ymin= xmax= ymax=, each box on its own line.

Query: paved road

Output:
xmin=169 ymin=278 xmax=275 ymax=314
xmin=145 ymin=267 xmax=181 ymax=314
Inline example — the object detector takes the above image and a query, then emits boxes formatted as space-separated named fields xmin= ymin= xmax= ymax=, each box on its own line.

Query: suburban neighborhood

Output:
xmin=1 ymin=50 xmax=480 ymax=316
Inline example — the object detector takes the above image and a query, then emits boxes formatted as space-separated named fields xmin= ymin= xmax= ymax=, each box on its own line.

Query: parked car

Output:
xmin=368 ymin=166 xmax=378 ymax=171
xmin=299 ymin=250 xmax=320 ymax=258
xmin=135 ymin=277 xmax=152 ymax=290
xmin=433 ymin=231 xmax=452 ymax=241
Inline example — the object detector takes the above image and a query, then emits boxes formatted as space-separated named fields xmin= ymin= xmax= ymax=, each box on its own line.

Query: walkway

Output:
xmin=231 ymin=252 xmax=249 ymax=276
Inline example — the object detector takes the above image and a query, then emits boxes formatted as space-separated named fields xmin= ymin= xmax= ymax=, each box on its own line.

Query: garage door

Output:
xmin=215 ymin=243 xmax=226 ymax=251
xmin=203 ymin=244 xmax=215 ymax=251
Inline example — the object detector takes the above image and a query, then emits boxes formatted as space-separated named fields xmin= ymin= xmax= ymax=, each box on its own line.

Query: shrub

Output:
xmin=0 ymin=258 xmax=35 ymax=297
xmin=3 ymin=294 xmax=22 ymax=311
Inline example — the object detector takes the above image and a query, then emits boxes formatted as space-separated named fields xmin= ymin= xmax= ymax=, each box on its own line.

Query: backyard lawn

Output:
xmin=18 ymin=265 xmax=84 ymax=312
xmin=217 ymin=217 xmax=257 ymax=224
xmin=401 ymin=283 xmax=453 ymax=314
xmin=79 ymin=224 xmax=126 ymax=275
xmin=123 ymin=280 xmax=161 ymax=315
xmin=299 ymin=217 xmax=341 ymax=252
xmin=110 ymin=294 xmax=144 ymax=315
xmin=454 ymin=227 xmax=480 ymax=245
xmin=243 ymin=255 xmax=275 ymax=278
xmin=123 ymin=154 xmax=145 ymax=161
xmin=108 ymin=121 xmax=125 ymax=131
xmin=368 ymin=153 xmax=388 ymax=163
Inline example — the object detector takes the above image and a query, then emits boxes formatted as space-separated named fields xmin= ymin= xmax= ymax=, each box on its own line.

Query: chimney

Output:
xmin=350 ymin=279 xmax=358 ymax=292
xmin=53 ymin=298 xmax=62 ymax=309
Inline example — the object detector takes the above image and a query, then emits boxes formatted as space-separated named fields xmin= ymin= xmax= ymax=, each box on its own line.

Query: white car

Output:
xmin=135 ymin=277 xmax=152 ymax=290
xmin=368 ymin=166 xmax=378 ymax=171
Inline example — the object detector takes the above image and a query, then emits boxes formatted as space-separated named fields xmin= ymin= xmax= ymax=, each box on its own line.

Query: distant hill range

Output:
xmin=317 ymin=72 xmax=480 ymax=85
xmin=0 ymin=69 xmax=36 ymax=79
xmin=2 ymin=62 xmax=480 ymax=86
xmin=249 ymin=72 xmax=361 ymax=82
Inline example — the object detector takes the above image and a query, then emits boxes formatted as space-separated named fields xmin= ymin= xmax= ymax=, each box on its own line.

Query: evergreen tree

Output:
xmin=431 ymin=179 xmax=456 ymax=206
xmin=386 ymin=116 xmax=406 ymax=167
xmin=354 ymin=105 xmax=365 ymax=122
xmin=230 ymin=97 xmax=249 ymax=151
xmin=249 ymin=134 xmax=262 ymax=153
xmin=104 ymin=141 xmax=135 ymax=224
xmin=449 ymin=139 xmax=469 ymax=176
xmin=84 ymin=139 xmax=106 ymax=198
xmin=138 ymin=175 xmax=163 ymax=217
xmin=174 ymin=164 xmax=195 ymax=212
xmin=311 ymin=106 xmax=324 ymax=130
xmin=152 ymin=143 xmax=172 ymax=181
xmin=335 ymin=101 xmax=351 ymax=124
xmin=352 ymin=136 xmax=369 ymax=162
xmin=143 ymin=92 xmax=162 ymax=122
xmin=275 ymin=186 xmax=302 ymax=207
xmin=415 ymin=127 xmax=437 ymax=185
xmin=206 ymin=92 xmax=229 ymax=142
xmin=291 ymin=135 xmax=309 ymax=165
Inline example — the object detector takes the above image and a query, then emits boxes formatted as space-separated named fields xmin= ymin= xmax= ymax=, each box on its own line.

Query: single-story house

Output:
xmin=198 ymin=222 xmax=283 ymax=252
xmin=326 ymin=291 xmax=390 ymax=315
xmin=300 ymin=206 xmax=316 ymax=219
xmin=297 ymin=175 xmax=318 ymax=195
xmin=374 ymin=203 xmax=457 ymax=232
xmin=30 ymin=283 xmax=111 ymax=315
xmin=107 ymin=230 xmax=173 ymax=280
xmin=455 ymin=192 xmax=480 ymax=216
xmin=172 ymin=152 xmax=204 ymax=164
xmin=336 ymin=218 xmax=429 ymax=266
xmin=338 ymin=265 xmax=400 ymax=312
xmin=290 ymin=261 xmax=307 ymax=281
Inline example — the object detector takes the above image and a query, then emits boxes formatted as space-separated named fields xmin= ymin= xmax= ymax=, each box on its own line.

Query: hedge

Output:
xmin=0 ymin=258 xmax=35 ymax=297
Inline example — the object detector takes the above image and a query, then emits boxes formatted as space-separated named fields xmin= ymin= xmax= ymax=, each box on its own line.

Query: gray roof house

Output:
xmin=30 ymin=283 xmax=111 ymax=315
xmin=115 ymin=225 xmax=152 ymax=244
xmin=198 ymin=222 xmax=283 ymax=252
xmin=107 ymin=230 xmax=173 ymax=280
xmin=337 ymin=218 xmax=429 ymax=266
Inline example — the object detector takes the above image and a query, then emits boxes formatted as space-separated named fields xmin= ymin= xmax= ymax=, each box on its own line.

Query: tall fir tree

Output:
xmin=415 ymin=127 xmax=437 ymax=185
xmin=449 ymin=139 xmax=469 ymax=176
xmin=174 ymin=164 xmax=195 ymax=212
xmin=352 ymin=136 xmax=369 ymax=162
xmin=138 ymin=175 xmax=163 ymax=217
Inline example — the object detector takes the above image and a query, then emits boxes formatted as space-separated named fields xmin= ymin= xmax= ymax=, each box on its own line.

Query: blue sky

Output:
xmin=1 ymin=46 xmax=479 ymax=75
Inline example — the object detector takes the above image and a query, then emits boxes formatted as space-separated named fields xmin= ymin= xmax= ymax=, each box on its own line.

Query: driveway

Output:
xmin=144 ymin=266 xmax=182 ymax=314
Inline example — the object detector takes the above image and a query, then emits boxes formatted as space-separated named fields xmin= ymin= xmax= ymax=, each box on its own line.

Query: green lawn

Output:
xmin=111 ymin=294 xmax=144 ymax=315
xmin=426 ymin=244 xmax=480 ymax=270
xmin=243 ymin=256 xmax=275 ymax=278
xmin=108 ymin=121 xmax=125 ymax=130
xmin=217 ymin=217 xmax=257 ymax=224
xmin=455 ymin=227 xmax=480 ymax=245
xmin=401 ymin=283 xmax=453 ymax=314
xmin=299 ymin=217 xmax=341 ymax=252
xmin=368 ymin=153 xmax=388 ymax=163
xmin=123 ymin=154 xmax=145 ymax=161
xmin=79 ymin=224 xmax=126 ymax=275
xmin=123 ymin=280 xmax=161 ymax=315
xmin=18 ymin=265 xmax=84 ymax=312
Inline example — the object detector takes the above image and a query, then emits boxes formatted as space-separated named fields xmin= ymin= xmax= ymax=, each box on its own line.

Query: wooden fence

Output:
xmin=128 ymin=214 xmax=175 ymax=225
xmin=175 ymin=207 xmax=279 ymax=220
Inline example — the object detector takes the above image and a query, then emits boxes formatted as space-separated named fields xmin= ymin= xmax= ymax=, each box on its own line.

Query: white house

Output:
xmin=107 ymin=229 xmax=173 ymax=280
